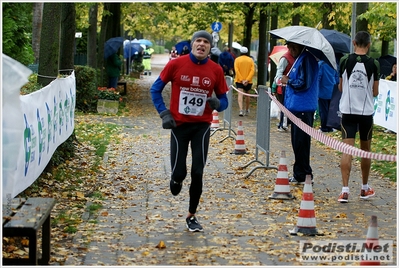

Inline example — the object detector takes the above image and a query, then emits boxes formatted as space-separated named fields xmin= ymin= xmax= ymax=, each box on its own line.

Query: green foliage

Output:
xmin=2 ymin=3 xmax=34 ymax=65
xmin=358 ymin=3 xmax=397 ymax=41
xmin=96 ymin=87 xmax=121 ymax=101
xmin=152 ymin=45 xmax=165 ymax=54
xmin=2 ymin=3 xmax=35 ymax=65
xmin=74 ymin=65 xmax=98 ymax=113
xmin=132 ymin=60 xmax=144 ymax=73
xmin=20 ymin=73 xmax=43 ymax=95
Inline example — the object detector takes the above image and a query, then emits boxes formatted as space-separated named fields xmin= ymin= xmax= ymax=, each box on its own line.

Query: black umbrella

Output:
xmin=104 ymin=37 xmax=124 ymax=59
xmin=319 ymin=29 xmax=351 ymax=54
xmin=378 ymin=55 xmax=397 ymax=78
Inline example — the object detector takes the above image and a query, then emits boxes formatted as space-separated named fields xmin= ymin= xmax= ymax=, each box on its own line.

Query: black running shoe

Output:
xmin=186 ymin=216 xmax=203 ymax=232
xmin=170 ymin=179 xmax=182 ymax=196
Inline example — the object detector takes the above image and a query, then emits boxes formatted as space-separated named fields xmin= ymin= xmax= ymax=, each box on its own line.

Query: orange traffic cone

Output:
xmin=289 ymin=175 xmax=319 ymax=235
xmin=232 ymin=120 xmax=246 ymax=154
xmin=360 ymin=215 xmax=380 ymax=266
xmin=210 ymin=110 xmax=220 ymax=130
xmin=269 ymin=150 xmax=294 ymax=200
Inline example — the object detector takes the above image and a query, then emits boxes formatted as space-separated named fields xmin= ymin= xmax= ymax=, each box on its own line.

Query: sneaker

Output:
xmin=360 ymin=187 xmax=375 ymax=199
xmin=288 ymin=177 xmax=305 ymax=184
xmin=244 ymin=109 xmax=250 ymax=116
xmin=186 ymin=216 xmax=203 ymax=232
xmin=289 ymin=177 xmax=314 ymax=185
xmin=170 ymin=179 xmax=182 ymax=196
xmin=278 ymin=126 xmax=288 ymax=132
xmin=239 ymin=110 xmax=244 ymax=116
xmin=338 ymin=192 xmax=349 ymax=203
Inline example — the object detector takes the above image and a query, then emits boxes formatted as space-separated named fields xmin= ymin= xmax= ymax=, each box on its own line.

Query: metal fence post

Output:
xmin=241 ymin=85 xmax=277 ymax=178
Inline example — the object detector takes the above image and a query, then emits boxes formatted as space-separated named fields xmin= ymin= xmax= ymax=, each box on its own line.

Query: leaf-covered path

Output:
xmin=65 ymin=54 xmax=396 ymax=266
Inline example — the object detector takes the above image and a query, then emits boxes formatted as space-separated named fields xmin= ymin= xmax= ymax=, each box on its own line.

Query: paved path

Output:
xmin=65 ymin=54 xmax=396 ymax=266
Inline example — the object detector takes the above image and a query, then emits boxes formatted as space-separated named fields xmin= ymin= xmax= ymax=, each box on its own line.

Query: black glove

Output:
xmin=159 ymin=109 xmax=176 ymax=129
xmin=207 ymin=97 xmax=220 ymax=111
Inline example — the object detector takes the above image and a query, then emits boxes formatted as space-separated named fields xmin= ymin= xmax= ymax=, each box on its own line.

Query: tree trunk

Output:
xmin=321 ymin=3 xmax=334 ymax=29
xmin=98 ymin=3 xmax=121 ymax=86
xmin=32 ymin=3 xmax=43 ymax=64
xmin=97 ymin=3 xmax=111 ymax=86
xmin=243 ymin=3 xmax=255 ymax=49
xmin=87 ymin=4 xmax=98 ymax=69
xmin=257 ymin=3 xmax=269 ymax=86
xmin=37 ymin=3 xmax=61 ymax=87
xmin=381 ymin=40 xmax=389 ymax=56
xmin=356 ymin=2 xmax=369 ymax=32
xmin=292 ymin=3 xmax=300 ymax=25
xmin=59 ymin=3 xmax=76 ymax=76
xmin=269 ymin=5 xmax=278 ymax=85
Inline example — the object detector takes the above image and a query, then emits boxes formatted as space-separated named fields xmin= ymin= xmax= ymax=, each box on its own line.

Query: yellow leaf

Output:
xmin=155 ymin=240 xmax=166 ymax=249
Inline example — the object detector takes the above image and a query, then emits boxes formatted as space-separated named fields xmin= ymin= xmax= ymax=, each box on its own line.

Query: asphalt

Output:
xmin=65 ymin=54 xmax=397 ymax=266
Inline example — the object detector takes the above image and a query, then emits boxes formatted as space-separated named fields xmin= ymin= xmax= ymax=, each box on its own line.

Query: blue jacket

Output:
xmin=318 ymin=60 xmax=339 ymax=99
xmin=284 ymin=50 xmax=319 ymax=113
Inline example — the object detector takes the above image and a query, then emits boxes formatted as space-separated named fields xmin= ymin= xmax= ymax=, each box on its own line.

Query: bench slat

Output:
xmin=4 ymin=198 xmax=55 ymax=230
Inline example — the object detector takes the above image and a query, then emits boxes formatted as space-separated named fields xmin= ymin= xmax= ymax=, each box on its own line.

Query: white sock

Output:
xmin=362 ymin=184 xmax=369 ymax=190
xmin=342 ymin=187 xmax=350 ymax=193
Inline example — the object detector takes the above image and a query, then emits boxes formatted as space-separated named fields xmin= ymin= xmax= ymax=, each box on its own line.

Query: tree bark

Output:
xmin=269 ymin=5 xmax=278 ymax=85
xmin=37 ymin=3 xmax=61 ymax=87
xmin=87 ymin=4 xmax=98 ymax=69
xmin=292 ymin=3 xmax=300 ymax=26
xmin=257 ymin=3 xmax=269 ymax=86
xmin=356 ymin=2 xmax=369 ymax=32
xmin=59 ymin=3 xmax=76 ymax=75
xmin=243 ymin=3 xmax=255 ymax=49
xmin=321 ymin=3 xmax=334 ymax=29
xmin=32 ymin=3 xmax=43 ymax=64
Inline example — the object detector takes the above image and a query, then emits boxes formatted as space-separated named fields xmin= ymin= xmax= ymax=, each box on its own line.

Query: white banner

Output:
xmin=2 ymin=71 xmax=76 ymax=200
xmin=374 ymin=80 xmax=397 ymax=132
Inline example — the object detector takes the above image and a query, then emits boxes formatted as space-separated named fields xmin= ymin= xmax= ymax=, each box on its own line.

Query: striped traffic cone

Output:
xmin=269 ymin=150 xmax=294 ymax=200
xmin=232 ymin=120 xmax=247 ymax=154
xmin=360 ymin=215 xmax=380 ymax=266
xmin=289 ymin=175 xmax=319 ymax=236
xmin=210 ymin=110 xmax=220 ymax=130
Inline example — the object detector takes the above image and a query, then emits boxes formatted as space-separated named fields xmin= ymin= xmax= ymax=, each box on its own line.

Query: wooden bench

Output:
xmin=2 ymin=197 xmax=56 ymax=265
xmin=117 ymin=81 xmax=127 ymax=95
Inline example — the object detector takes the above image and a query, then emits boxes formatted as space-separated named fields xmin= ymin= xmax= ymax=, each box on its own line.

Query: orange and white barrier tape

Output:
xmin=266 ymin=90 xmax=396 ymax=162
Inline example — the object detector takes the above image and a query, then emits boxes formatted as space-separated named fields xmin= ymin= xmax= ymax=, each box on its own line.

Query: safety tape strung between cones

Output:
xmin=265 ymin=89 xmax=397 ymax=162
xmin=231 ymin=85 xmax=259 ymax=98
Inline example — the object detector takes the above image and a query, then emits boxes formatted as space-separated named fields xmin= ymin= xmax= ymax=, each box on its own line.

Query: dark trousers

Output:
xmin=108 ymin=76 xmax=118 ymax=89
xmin=318 ymin=98 xmax=333 ymax=132
xmin=170 ymin=122 xmax=210 ymax=214
xmin=291 ymin=111 xmax=314 ymax=182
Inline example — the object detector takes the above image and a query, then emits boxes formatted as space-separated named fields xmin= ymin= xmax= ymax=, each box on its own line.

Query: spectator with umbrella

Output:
xmin=269 ymin=25 xmax=336 ymax=185
xmin=270 ymin=44 xmax=294 ymax=132
xmin=104 ymin=37 xmax=123 ymax=89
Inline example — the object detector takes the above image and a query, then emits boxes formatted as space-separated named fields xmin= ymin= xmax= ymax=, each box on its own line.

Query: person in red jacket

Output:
xmin=150 ymin=30 xmax=229 ymax=232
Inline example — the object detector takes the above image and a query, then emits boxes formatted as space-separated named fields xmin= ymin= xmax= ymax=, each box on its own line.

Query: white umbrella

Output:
xmin=226 ymin=41 xmax=242 ymax=50
xmin=269 ymin=26 xmax=336 ymax=70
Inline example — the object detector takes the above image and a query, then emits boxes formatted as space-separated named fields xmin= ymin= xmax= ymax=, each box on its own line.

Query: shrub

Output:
xmin=74 ymin=65 xmax=97 ymax=113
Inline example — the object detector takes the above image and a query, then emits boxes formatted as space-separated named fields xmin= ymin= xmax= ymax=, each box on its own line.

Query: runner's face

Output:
xmin=191 ymin=38 xmax=211 ymax=60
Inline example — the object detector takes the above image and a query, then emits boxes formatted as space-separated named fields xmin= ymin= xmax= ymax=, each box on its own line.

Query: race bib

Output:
xmin=178 ymin=91 xmax=207 ymax=116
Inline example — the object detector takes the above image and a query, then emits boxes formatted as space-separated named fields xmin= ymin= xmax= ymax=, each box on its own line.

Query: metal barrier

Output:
xmin=211 ymin=76 xmax=236 ymax=141
xmin=241 ymin=85 xmax=277 ymax=178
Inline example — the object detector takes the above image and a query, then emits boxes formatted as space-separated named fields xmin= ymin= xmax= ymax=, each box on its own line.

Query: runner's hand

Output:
xmin=207 ymin=97 xmax=220 ymax=111
xmin=160 ymin=109 xmax=176 ymax=129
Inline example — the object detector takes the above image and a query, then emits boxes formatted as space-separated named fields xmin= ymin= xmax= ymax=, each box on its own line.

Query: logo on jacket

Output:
xmin=202 ymin=77 xmax=211 ymax=87
xmin=181 ymin=75 xmax=190 ymax=82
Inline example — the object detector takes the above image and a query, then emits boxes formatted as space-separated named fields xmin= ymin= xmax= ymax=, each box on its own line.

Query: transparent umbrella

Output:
xmin=269 ymin=26 xmax=336 ymax=70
